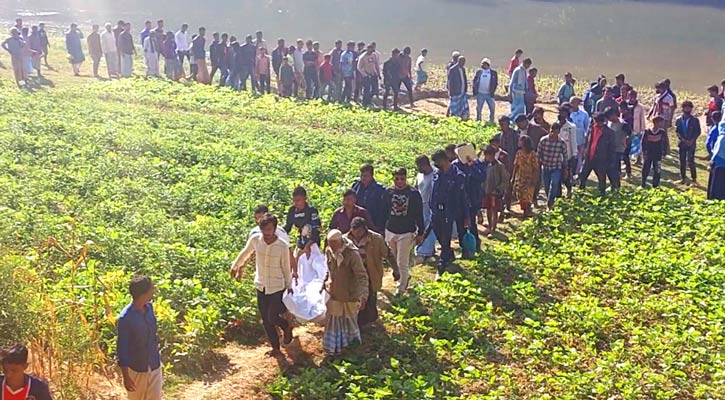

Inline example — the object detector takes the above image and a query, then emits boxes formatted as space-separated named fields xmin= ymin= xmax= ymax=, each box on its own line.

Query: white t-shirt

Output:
xmin=477 ymin=69 xmax=492 ymax=95
xmin=416 ymin=55 xmax=426 ymax=72
xmin=175 ymin=30 xmax=189 ymax=51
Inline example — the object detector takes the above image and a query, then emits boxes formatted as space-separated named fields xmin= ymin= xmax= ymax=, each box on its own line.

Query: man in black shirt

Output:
xmin=383 ymin=49 xmax=402 ymax=111
xmin=271 ymin=38 xmax=287 ymax=88
xmin=239 ymin=34 xmax=257 ymax=91
xmin=303 ymin=40 xmax=319 ymax=99
xmin=284 ymin=186 xmax=322 ymax=258
xmin=209 ymin=32 xmax=220 ymax=83
xmin=384 ymin=168 xmax=424 ymax=295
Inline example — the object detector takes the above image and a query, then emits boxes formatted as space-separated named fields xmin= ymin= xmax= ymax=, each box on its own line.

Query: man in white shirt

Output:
xmin=414 ymin=155 xmax=437 ymax=261
xmin=557 ymin=108 xmax=578 ymax=197
xmin=100 ymin=23 xmax=119 ymax=78
xmin=415 ymin=48 xmax=428 ymax=91
xmin=472 ymin=58 xmax=498 ymax=124
xmin=175 ymin=24 xmax=190 ymax=77
xmin=230 ymin=213 xmax=294 ymax=357
xmin=254 ymin=30 xmax=267 ymax=51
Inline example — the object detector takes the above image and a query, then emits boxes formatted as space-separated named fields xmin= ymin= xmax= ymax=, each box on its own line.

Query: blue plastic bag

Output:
xmin=462 ymin=229 xmax=477 ymax=259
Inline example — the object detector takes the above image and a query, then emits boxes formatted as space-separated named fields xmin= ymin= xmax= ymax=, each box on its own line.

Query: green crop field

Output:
xmin=1 ymin=76 xmax=724 ymax=399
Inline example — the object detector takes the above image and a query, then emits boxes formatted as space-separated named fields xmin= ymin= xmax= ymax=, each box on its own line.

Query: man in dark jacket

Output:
xmin=675 ymin=100 xmax=701 ymax=186
xmin=430 ymin=149 xmax=470 ymax=277
xmin=447 ymin=56 xmax=469 ymax=119
xmin=472 ymin=57 xmax=498 ymax=124
xmin=239 ymin=34 xmax=257 ymax=91
xmin=452 ymin=144 xmax=487 ymax=253
xmin=351 ymin=164 xmax=388 ymax=234
xmin=580 ymin=112 xmax=616 ymax=194
xmin=382 ymin=49 xmax=402 ymax=111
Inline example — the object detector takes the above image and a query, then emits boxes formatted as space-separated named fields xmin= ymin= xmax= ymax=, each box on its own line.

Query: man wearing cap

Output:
xmin=447 ymin=56 xmax=469 ymax=120
xmin=569 ymin=96 xmax=591 ymax=178
xmin=473 ymin=58 xmax=498 ymax=124
xmin=452 ymin=144 xmax=487 ymax=253
xmin=675 ymin=100 xmax=702 ymax=186
xmin=323 ymin=229 xmax=369 ymax=355
xmin=580 ymin=112 xmax=616 ymax=195
xmin=509 ymin=58 xmax=531 ymax=119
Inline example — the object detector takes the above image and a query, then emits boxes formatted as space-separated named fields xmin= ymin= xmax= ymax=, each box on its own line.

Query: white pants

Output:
xmin=145 ymin=53 xmax=159 ymax=76
xmin=121 ymin=53 xmax=133 ymax=77
xmin=385 ymin=231 xmax=416 ymax=294
xmin=127 ymin=367 xmax=163 ymax=400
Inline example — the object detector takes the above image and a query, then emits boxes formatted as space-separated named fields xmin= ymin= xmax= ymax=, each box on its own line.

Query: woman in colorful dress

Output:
xmin=512 ymin=135 xmax=539 ymax=218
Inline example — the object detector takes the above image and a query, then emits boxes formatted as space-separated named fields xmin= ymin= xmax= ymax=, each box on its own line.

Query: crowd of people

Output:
xmin=3 ymin=16 xmax=725 ymax=400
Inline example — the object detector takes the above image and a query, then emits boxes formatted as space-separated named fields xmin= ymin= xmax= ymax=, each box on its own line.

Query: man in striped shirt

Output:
xmin=231 ymin=213 xmax=294 ymax=357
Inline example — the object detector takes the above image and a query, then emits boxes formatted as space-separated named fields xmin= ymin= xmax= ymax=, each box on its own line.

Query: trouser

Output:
xmin=294 ymin=71 xmax=304 ymax=96
xmin=476 ymin=93 xmax=495 ymax=123
xmin=385 ymin=231 xmax=416 ymax=294
xmin=542 ymin=168 xmax=562 ymax=207
xmin=91 ymin=54 xmax=101 ymax=77
xmin=210 ymin=64 xmax=219 ymax=82
xmin=383 ymin=82 xmax=400 ymax=109
xmin=177 ymin=50 xmax=190 ymax=76
xmin=104 ymin=52 xmax=119 ymax=77
xmin=304 ymin=71 xmax=319 ymax=99
xmin=361 ymin=75 xmax=376 ymax=106
xmin=354 ymin=71 xmax=363 ymax=102
xmin=357 ymin=286 xmax=378 ymax=326
xmin=195 ymin=59 xmax=210 ymax=84
xmin=679 ymin=145 xmax=697 ymax=181
xmin=509 ymin=93 xmax=526 ymax=118
xmin=145 ymin=53 xmax=159 ymax=77
xmin=580 ymin=159 xmax=608 ymax=194
xmin=333 ymin=75 xmax=343 ymax=101
xmin=607 ymin=152 xmax=623 ymax=189
xmin=227 ymin=68 xmax=241 ymax=90
xmin=120 ymin=53 xmax=133 ymax=77
xmin=239 ymin=65 xmax=255 ymax=91
xmin=576 ymin=144 xmax=587 ymax=176
xmin=642 ymin=159 xmax=662 ymax=188
xmin=10 ymin=55 xmax=24 ymax=84
xmin=623 ymin=140 xmax=632 ymax=176
xmin=415 ymin=205 xmax=436 ymax=257
xmin=218 ymin=66 xmax=229 ymax=87
xmin=319 ymin=80 xmax=335 ymax=100
xmin=126 ymin=367 xmax=163 ymax=400
xmin=341 ymin=76 xmax=354 ymax=102
xmin=432 ymin=213 xmax=466 ymax=275
xmin=400 ymin=77 xmax=414 ymax=105
xmin=256 ymin=289 xmax=289 ymax=350
xmin=533 ymin=167 xmax=542 ymax=203
xmin=258 ymin=74 xmax=271 ymax=94
xmin=564 ymin=157 xmax=577 ymax=195
xmin=468 ymin=209 xmax=481 ymax=253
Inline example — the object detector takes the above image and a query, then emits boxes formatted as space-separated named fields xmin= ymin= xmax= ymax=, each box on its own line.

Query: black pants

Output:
xmin=357 ymin=286 xmax=378 ymax=326
xmin=432 ymin=213 xmax=466 ymax=275
xmin=623 ymin=140 xmax=632 ymax=176
xmin=607 ymin=152 xmax=623 ymax=189
xmin=400 ymin=77 xmax=414 ymax=105
xmin=580 ymin=159 xmax=608 ymax=194
xmin=218 ymin=67 xmax=229 ymax=87
xmin=354 ymin=73 xmax=363 ymax=102
xmin=564 ymin=157 xmax=577 ymax=195
xmin=708 ymin=165 xmax=725 ymax=200
xmin=642 ymin=158 xmax=662 ymax=188
xmin=679 ymin=145 xmax=697 ymax=181
xmin=258 ymin=74 xmax=271 ymax=94
xmin=304 ymin=71 xmax=319 ymax=99
xmin=240 ymin=65 xmax=255 ymax=91
xmin=468 ymin=209 xmax=481 ymax=253
xmin=210 ymin=64 xmax=219 ymax=82
xmin=91 ymin=55 xmax=101 ymax=77
xmin=383 ymin=81 xmax=400 ymax=109
xmin=361 ymin=75 xmax=376 ymax=106
xmin=174 ymin=51 xmax=188 ymax=76
xmin=256 ymin=289 xmax=289 ymax=350
xmin=341 ymin=76 xmax=354 ymax=102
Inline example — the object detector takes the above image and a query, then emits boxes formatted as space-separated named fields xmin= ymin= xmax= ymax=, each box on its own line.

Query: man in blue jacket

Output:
xmin=352 ymin=163 xmax=388 ymax=234
xmin=429 ymin=150 xmax=470 ymax=278
xmin=452 ymin=144 xmax=487 ymax=253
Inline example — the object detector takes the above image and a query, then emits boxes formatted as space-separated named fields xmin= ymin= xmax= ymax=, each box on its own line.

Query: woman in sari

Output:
xmin=512 ymin=135 xmax=539 ymax=218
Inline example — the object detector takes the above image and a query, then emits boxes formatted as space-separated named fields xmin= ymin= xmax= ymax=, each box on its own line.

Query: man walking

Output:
xmin=538 ymin=123 xmax=568 ymax=208
xmin=357 ymin=45 xmax=379 ymax=107
xmin=117 ymin=275 xmax=163 ymax=400
xmin=231 ymin=213 xmax=294 ymax=356
xmin=2 ymin=28 xmax=26 ymax=86
xmin=352 ymin=164 xmax=388 ymax=234
xmin=415 ymin=155 xmax=437 ymax=263
xmin=569 ymin=96 xmax=591 ymax=177
xmin=472 ymin=57 xmax=498 ymax=124
xmin=382 ymin=49 xmax=402 ymax=111
xmin=399 ymin=47 xmax=415 ymax=107
xmin=384 ymin=168 xmax=424 ymax=295
xmin=447 ymin=56 xmax=469 ymax=120
xmin=580 ymin=113 xmax=616 ymax=195
xmin=415 ymin=48 xmax=428 ymax=90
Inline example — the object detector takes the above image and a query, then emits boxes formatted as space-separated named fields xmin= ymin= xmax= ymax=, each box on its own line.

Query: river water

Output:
xmin=1 ymin=0 xmax=723 ymax=91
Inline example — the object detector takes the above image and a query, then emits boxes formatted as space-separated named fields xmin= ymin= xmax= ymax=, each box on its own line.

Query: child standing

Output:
xmin=642 ymin=116 xmax=669 ymax=188
xmin=256 ymin=47 xmax=271 ymax=94
xmin=482 ymin=146 xmax=509 ymax=237
xmin=278 ymin=56 xmax=295 ymax=98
